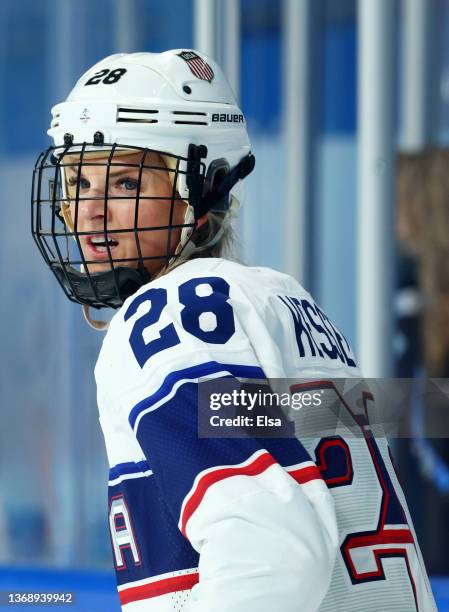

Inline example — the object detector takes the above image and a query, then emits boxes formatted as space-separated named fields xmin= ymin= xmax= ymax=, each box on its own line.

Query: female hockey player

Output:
xmin=32 ymin=50 xmax=436 ymax=611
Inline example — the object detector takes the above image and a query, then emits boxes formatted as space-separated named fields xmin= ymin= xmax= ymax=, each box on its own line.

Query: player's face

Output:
xmin=66 ymin=151 xmax=187 ymax=275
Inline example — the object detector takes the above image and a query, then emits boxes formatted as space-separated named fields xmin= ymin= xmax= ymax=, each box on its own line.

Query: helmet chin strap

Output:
xmin=82 ymin=304 xmax=110 ymax=330
xmin=79 ymin=263 xmax=116 ymax=331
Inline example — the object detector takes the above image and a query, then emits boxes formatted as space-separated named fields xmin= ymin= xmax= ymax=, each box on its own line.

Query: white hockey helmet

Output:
xmin=32 ymin=49 xmax=255 ymax=309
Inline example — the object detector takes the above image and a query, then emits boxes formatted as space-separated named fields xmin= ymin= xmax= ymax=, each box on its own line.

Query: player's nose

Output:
xmin=74 ymin=185 xmax=112 ymax=225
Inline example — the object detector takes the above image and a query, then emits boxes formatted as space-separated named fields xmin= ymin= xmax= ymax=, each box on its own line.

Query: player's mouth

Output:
xmin=86 ymin=235 xmax=120 ymax=260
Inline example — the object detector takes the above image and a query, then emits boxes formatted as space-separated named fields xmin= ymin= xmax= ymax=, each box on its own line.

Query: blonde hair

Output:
xmin=155 ymin=210 xmax=238 ymax=281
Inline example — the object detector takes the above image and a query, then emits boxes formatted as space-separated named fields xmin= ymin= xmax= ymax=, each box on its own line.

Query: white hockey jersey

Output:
xmin=94 ymin=257 xmax=436 ymax=612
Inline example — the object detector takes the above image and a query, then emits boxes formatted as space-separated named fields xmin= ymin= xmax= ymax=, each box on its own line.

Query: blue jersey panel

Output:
xmin=109 ymin=469 xmax=199 ymax=587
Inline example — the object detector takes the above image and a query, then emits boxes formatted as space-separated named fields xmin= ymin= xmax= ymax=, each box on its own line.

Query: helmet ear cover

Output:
xmin=184 ymin=144 xmax=237 ymax=218
xmin=189 ymin=147 xmax=255 ymax=220
xmin=203 ymin=158 xmax=231 ymax=213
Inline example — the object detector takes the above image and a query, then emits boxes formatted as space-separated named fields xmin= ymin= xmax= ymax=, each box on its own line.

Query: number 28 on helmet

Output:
xmin=31 ymin=49 xmax=255 ymax=310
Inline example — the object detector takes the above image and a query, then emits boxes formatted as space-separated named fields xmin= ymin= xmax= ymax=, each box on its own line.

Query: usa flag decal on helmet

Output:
xmin=177 ymin=51 xmax=214 ymax=83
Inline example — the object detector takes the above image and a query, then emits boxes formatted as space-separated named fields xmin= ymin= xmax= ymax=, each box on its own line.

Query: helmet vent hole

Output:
xmin=117 ymin=107 xmax=159 ymax=124
xmin=183 ymin=85 xmax=192 ymax=94
xmin=174 ymin=120 xmax=208 ymax=126
xmin=172 ymin=110 xmax=208 ymax=126
xmin=172 ymin=111 xmax=207 ymax=116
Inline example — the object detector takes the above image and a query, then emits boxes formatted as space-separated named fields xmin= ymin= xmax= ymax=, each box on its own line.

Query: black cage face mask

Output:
xmin=31 ymin=142 xmax=207 ymax=309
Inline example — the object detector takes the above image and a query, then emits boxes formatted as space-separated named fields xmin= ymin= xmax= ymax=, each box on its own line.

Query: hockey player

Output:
xmin=32 ymin=50 xmax=437 ymax=611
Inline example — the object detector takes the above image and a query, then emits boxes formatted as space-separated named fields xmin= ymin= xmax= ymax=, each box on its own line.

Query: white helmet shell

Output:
xmin=48 ymin=49 xmax=251 ymax=200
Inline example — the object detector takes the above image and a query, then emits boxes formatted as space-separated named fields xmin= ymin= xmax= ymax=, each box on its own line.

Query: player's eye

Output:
xmin=119 ymin=177 xmax=139 ymax=191
xmin=67 ymin=176 xmax=90 ymax=190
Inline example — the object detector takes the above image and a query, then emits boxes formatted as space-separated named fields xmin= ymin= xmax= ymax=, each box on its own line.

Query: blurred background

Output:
xmin=1 ymin=0 xmax=449 ymax=609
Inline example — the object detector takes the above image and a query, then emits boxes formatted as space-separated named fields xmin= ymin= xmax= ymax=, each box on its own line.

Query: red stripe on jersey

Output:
xmin=180 ymin=451 xmax=277 ymax=537
xmin=119 ymin=572 xmax=199 ymax=606
xmin=348 ymin=528 xmax=414 ymax=549
xmin=288 ymin=464 xmax=323 ymax=484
